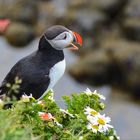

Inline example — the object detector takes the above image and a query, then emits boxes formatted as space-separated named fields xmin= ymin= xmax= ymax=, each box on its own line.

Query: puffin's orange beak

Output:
xmin=72 ymin=31 xmax=83 ymax=46
xmin=68 ymin=31 xmax=83 ymax=50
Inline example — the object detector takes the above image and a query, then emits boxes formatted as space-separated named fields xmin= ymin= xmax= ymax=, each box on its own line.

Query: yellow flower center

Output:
xmin=90 ymin=110 xmax=98 ymax=116
xmin=91 ymin=125 xmax=99 ymax=130
xmin=97 ymin=118 xmax=106 ymax=125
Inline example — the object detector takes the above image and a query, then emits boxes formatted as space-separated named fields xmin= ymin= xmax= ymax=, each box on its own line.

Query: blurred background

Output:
xmin=0 ymin=0 xmax=140 ymax=139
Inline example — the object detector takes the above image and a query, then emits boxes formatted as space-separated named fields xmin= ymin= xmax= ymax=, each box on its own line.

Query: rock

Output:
xmin=36 ymin=0 xmax=69 ymax=35
xmin=39 ymin=0 xmax=52 ymax=1
xmin=124 ymin=0 xmax=140 ymax=17
xmin=74 ymin=10 xmax=106 ymax=32
xmin=69 ymin=49 xmax=112 ymax=86
xmin=102 ymin=0 xmax=128 ymax=21
xmin=0 ymin=0 xmax=38 ymax=25
xmin=122 ymin=19 xmax=140 ymax=41
xmin=91 ymin=0 xmax=119 ymax=9
xmin=5 ymin=23 xmax=35 ymax=47
xmin=67 ymin=0 xmax=88 ymax=8
xmin=69 ymin=38 xmax=140 ymax=96
xmin=122 ymin=0 xmax=140 ymax=41
xmin=110 ymin=41 xmax=140 ymax=96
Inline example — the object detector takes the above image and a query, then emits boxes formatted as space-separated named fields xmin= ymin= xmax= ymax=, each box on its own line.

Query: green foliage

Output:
xmin=0 ymin=90 xmax=119 ymax=140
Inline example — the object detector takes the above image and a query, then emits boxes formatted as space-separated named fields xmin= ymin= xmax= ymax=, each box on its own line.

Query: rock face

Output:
xmin=0 ymin=0 xmax=38 ymax=25
xmin=69 ymin=50 xmax=112 ymax=86
xmin=122 ymin=0 xmax=140 ymax=41
xmin=69 ymin=37 xmax=140 ymax=96
xmin=66 ymin=0 xmax=140 ymax=96
xmin=0 ymin=0 xmax=38 ymax=47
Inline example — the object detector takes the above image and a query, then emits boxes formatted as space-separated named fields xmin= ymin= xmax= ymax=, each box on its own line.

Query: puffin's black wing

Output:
xmin=0 ymin=52 xmax=50 ymax=100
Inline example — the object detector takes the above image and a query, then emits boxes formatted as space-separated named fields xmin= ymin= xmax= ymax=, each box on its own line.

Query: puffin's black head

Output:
xmin=39 ymin=25 xmax=82 ymax=51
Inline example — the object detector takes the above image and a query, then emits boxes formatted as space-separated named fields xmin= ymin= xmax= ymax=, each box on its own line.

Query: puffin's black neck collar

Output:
xmin=38 ymin=35 xmax=53 ymax=51
xmin=38 ymin=36 xmax=64 ymax=60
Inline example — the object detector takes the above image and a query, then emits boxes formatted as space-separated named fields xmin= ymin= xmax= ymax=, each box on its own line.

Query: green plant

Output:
xmin=0 ymin=88 xmax=119 ymax=140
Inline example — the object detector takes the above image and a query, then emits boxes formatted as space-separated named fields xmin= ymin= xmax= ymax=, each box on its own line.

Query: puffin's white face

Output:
xmin=47 ymin=31 xmax=74 ymax=50
xmin=43 ymin=25 xmax=82 ymax=51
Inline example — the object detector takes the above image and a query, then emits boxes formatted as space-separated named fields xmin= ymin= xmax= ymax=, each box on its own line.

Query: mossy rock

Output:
xmin=5 ymin=23 xmax=35 ymax=47
xmin=0 ymin=0 xmax=38 ymax=25
xmin=69 ymin=37 xmax=140 ymax=96
xmin=122 ymin=0 xmax=140 ymax=41
xmin=69 ymin=49 xmax=112 ymax=86
xmin=67 ymin=0 xmax=88 ymax=9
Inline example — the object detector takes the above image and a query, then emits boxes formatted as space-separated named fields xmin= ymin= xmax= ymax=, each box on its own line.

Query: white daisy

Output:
xmin=87 ymin=115 xmax=97 ymax=124
xmin=93 ymin=90 xmax=106 ymax=100
xmin=84 ymin=106 xmax=99 ymax=116
xmin=86 ymin=109 xmax=113 ymax=134
xmin=60 ymin=108 xmax=74 ymax=118
xmin=21 ymin=94 xmax=33 ymax=102
xmin=48 ymin=92 xmax=55 ymax=101
xmin=87 ymin=123 xmax=99 ymax=133
xmin=84 ymin=88 xmax=93 ymax=96
xmin=94 ymin=114 xmax=113 ymax=133
xmin=84 ymin=88 xmax=105 ymax=100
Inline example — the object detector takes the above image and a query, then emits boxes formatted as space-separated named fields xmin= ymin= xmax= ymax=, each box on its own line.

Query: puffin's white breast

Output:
xmin=38 ymin=59 xmax=66 ymax=100
xmin=49 ymin=59 xmax=66 ymax=89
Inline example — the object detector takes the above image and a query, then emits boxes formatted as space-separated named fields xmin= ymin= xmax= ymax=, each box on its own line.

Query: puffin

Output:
xmin=0 ymin=25 xmax=82 ymax=100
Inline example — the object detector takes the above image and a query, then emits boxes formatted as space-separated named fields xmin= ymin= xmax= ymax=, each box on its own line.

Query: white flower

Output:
xmin=84 ymin=106 xmax=99 ymax=116
xmin=50 ymin=89 xmax=54 ymax=92
xmin=0 ymin=99 xmax=4 ymax=108
xmin=54 ymin=121 xmax=63 ymax=127
xmin=84 ymin=88 xmax=105 ymax=100
xmin=37 ymin=100 xmax=43 ymax=104
xmin=37 ymin=100 xmax=45 ymax=107
xmin=60 ymin=108 xmax=74 ymax=118
xmin=79 ymin=136 xmax=84 ymax=140
xmin=48 ymin=95 xmax=54 ymax=101
xmin=93 ymin=90 xmax=106 ymax=100
xmin=117 ymin=136 xmax=120 ymax=140
xmin=93 ymin=114 xmax=113 ymax=133
xmin=87 ymin=123 xmax=98 ymax=133
xmin=86 ymin=107 xmax=113 ymax=134
xmin=48 ymin=92 xmax=55 ymax=101
xmin=21 ymin=94 xmax=33 ymax=102
xmin=0 ymin=99 xmax=3 ymax=104
xmin=109 ymin=135 xmax=120 ymax=140
xmin=87 ymin=115 xmax=97 ymax=123
xmin=109 ymin=136 xmax=114 ymax=140
xmin=84 ymin=88 xmax=93 ymax=96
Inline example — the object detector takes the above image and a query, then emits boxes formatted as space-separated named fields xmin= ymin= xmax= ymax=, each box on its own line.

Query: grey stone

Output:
xmin=5 ymin=23 xmax=35 ymax=47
